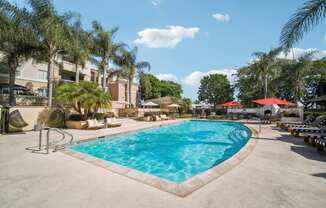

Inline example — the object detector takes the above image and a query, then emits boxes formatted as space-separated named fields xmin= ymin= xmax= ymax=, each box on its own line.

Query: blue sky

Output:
xmin=13 ymin=0 xmax=326 ymax=100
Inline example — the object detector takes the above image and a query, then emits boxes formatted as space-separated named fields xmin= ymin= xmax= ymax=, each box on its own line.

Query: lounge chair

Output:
xmin=153 ymin=115 xmax=161 ymax=121
xmin=278 ymin=115 xmax=314 ymax=129
xmin=303 ymin=132 xmax=326 ymax=146
xmin=86 ymin=119 xmax=105 ymax=130
xmin=288 ymin=115 xmax=326 ymax=129
xmin=105 ymin=117 xmax=122 ymax=128
xmin=289 ymin=116 xmax=326 ymax=136
xmin=290 ymin=118 xmax=326 ymax=136
xmin=315 ymin=137 xmax=326 ymax=151
xmin=160 ymin=114 xmax=168 ymax=120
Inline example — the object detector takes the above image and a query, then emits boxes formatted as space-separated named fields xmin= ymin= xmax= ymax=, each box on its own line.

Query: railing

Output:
xmin=0 ymin=95 xmax=47 ymax=106
xmin=26 ymin=127 xmax=74 ymax=154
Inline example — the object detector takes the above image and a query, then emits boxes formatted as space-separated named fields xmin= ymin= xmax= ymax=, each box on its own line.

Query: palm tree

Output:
xmin=119 ymin=47 xmax=150 ymax=107
xmin=0 ymin=1 xmax=38 ymax=106
xmin=65 ymin=16 xmax=91 ymax=83
xmin=91 ymin=21 xmax=125 ymax=91
xmin=251 ymin=47 xmax=282 ymax=98
xmin=280 ymin=0 xmax=326 ymax=50
xmin=55 ymin=81 xmax=111 ymax=120
xmin=278 ymin=52 xmax=315 ymax=103
xmin=29 ymin=0 xmax=71 ymax=107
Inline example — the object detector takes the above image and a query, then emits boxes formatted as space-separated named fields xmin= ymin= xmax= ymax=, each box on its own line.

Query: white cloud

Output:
xmin=212 ymin=13 xmax=230 ymax=22
xmin=183 ymin=69 xmax=237 ymax=87
xmin=277 ymin=48 xmax=326 ymax=60
xmin=134 ymin=26 xmax=200 ymax=48
xmin=151 ymin=0 xmax=161 ymax=6
xmin=156 ymin=73 xmax=178 ymax=82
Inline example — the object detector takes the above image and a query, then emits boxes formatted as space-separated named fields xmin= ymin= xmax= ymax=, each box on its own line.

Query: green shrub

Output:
xmin=144 ymin=111 xmax=160 ymax=117
xmin=68 ymin=114 xmax=82 ymax=121
xmin=304 ymin=111 xmax=326 ymax=118
xmin=93 ymin=113 xmax=105 ymax=120
xmin=283 ymin=111 xmax=298 ymax=117
xmin=207 ymin=115 xmax=224 ymax=120
xmin=180 ymin=114 xmax=193 ymax=118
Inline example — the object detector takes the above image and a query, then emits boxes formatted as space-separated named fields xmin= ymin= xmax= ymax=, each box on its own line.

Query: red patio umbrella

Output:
xmin=221 ymin=101 xmax=243 ymax=107
xmin=252 ymin=98 xmax=295 ymax=106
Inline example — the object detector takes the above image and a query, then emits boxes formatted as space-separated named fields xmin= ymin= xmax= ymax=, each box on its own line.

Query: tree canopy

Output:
xmin=197 ymin=74 xmax=233 ymax=107
xmin=139 ymin=73 xmax=183 ymax=100
xmin=235 ymin=54 xmax=326 ymax=107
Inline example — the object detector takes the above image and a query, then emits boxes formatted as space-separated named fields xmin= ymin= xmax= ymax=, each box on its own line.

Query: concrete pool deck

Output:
xmin=1 ymin=119 xmax=326 ymax=208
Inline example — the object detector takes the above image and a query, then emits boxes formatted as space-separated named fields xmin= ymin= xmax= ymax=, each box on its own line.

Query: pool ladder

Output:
xmin=26 ymin=127 xmax=74 ymax=154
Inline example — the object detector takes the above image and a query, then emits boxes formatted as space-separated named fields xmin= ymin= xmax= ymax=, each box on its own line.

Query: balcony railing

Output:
xmin=0 ymin=95 xmax=47 ymax=106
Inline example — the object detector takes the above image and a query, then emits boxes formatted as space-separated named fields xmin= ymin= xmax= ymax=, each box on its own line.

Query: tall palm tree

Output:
xmin=91 ymin=21 xmax=125 ymax=91
xmin=0 ymin=1 xmax=38 ymax=106
xmin=280 ymin=0 xmax=326 ymax=50
xmin=119 ymin=47 xmax=150 ymax=107
xmin=29 ymin=0 xmax=71 ymax=107
xmin=251 ymin=47 xmax=282 ymax=98
xmin=65 ymin=16 xmax=91 ymax=83
xmin=278 ymin=52 xmax=315 ymax=103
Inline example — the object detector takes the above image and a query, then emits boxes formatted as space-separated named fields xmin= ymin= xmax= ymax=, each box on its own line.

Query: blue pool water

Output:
xmin=70 ymin=120 xmax=251 ymax=183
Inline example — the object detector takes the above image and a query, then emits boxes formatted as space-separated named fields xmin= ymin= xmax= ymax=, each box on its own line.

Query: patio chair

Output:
xmin=105 ymin=117 xmax=122 ymax=128
xmin=86 ymin=119 xmax=105 ymax=130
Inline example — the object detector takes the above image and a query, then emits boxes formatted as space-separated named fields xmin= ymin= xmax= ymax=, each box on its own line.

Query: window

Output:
xmin=91 ymin=71 xmax=96 ymax=82
xmin=36 ymin=88 xmax=48 ymax=97
xmin=37 ymin=69 xmax=47 ymax=80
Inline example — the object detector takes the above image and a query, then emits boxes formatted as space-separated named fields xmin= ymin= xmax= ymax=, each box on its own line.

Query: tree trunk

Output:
xmin=102 ymin=63 xmax=107 ymax=91
xmin=75 ymin=63 xmax=80 ymax=83
xmin=47 ymin=58 xmax=54 ymax=107
xmin=8 ymin=67 xmax=16 ymax=106
xmin=129 ymin=78 xmax=132 ymax=108
xmin=264 ymin=73 xmax=268 ymax=98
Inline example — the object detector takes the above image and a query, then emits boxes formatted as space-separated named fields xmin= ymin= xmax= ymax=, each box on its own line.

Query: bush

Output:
xmin=207 ymin=115 xmax=224 ymax=120
xmin=93 ymin=113 xmax=106 ymax=120
xmin=144 ymin=111 xmax=160 ymax=117
xmin=283 ymin=111 xmax=298 ymax=117
xmin=68 ymin=114 xmax=82 ymax=121
xmin=180 ymin=114 xmax=193 ymax=118
xmin=214 ymin=109 xmax=227 ymax=115
xmin=119 ymin=109 xmax=137 ymax=117
xmin=304 ymin=111 xmax=326 ymax=118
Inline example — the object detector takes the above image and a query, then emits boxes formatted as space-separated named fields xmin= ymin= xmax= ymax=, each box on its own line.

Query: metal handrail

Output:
xmin=26 ymin=127 xmax=74 ymax=154
xmin=50 ymin=128 xmax=74 ymax=152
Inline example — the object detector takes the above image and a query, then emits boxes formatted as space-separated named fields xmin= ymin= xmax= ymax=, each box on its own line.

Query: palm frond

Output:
xmin=280 ymin=0 xmax=326 ymax=50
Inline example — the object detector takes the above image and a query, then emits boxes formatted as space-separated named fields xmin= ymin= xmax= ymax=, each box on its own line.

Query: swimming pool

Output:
xmin=70 ymin=120 xmax=251 ymax=183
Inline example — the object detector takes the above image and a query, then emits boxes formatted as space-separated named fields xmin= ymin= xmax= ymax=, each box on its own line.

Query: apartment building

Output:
xmin=0 ymin=59 xmax=138 ymax=108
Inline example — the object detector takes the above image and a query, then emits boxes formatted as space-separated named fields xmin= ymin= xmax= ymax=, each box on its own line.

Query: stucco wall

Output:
xmin=10 ymin=106 xmax=46 ymax=131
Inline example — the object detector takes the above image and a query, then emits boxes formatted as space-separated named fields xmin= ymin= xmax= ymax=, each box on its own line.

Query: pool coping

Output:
xmin=60 ymin=120 xmax=259 ymax=197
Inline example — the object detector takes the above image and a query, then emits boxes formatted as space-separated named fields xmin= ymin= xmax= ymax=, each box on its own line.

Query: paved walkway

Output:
xmin=0 ymin=119 xmax=326 ymax=208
